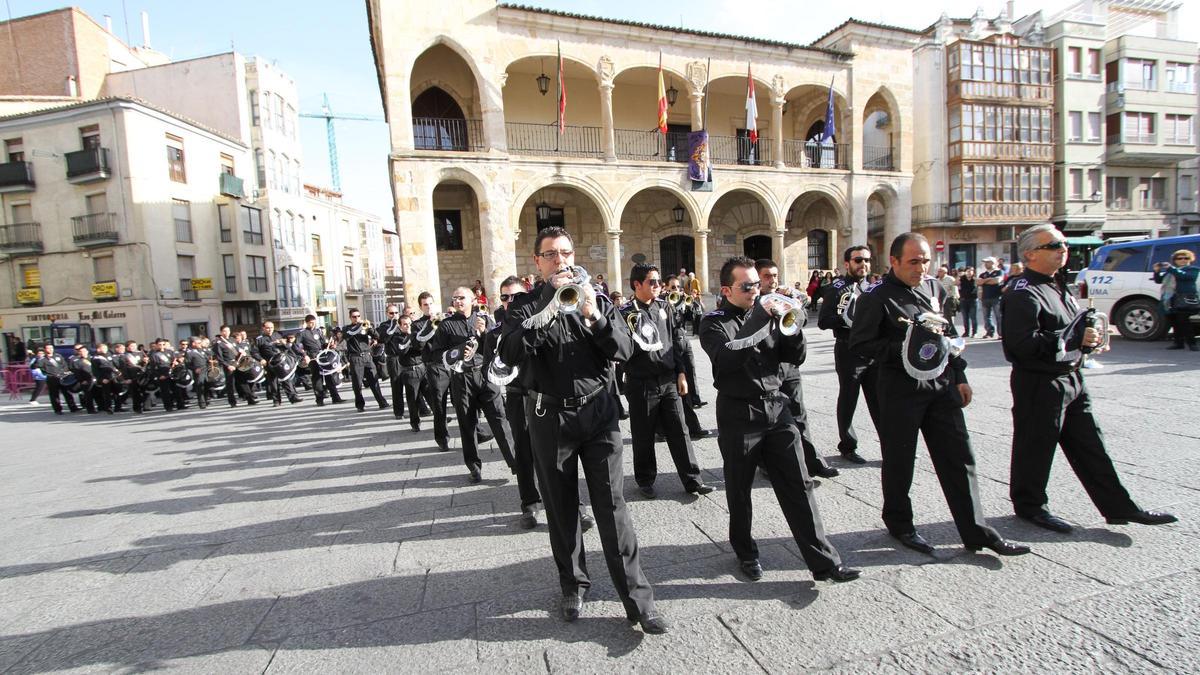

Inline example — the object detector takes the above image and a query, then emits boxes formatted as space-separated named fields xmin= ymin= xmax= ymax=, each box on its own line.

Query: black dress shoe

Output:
xmin=813 ymin=565 xmax=862 ymax=582
xmin=468 ymin=468 xmax=482 ymax=484
xmin=1107 ymin=510 xmax=1178 ymax=526
xmin=893 ymin=531 xmax=935 ymax=555
xmin=1021 ymin=512 xmax=1073 ymax=533
xmin=631 ymin=613 xmax=669 ymax=634
xmin=690 ymin=429 xmax=713 ymax=440
xmin=686 ymin=483 xmax=715 ymax=495
xmin=739 ymin=559 xmax=763 ymax=581
xmin=560 ymin=594 xmax=583 ymax=622
xmin=519 ymin=507 xmax=541 ymax=529
xmin=967 ymin=539 xmax=1031 ymax=556
xmin=619 ymin=411 xmax=630 ymax=420
xmin=639 ymin=485 xmax=657 ymax=499
xmin=692 ymin=400 xmax=708 ymax=408
xmin=841 ymin=451 xmax=868 ymax=464
xmin=580 ymin=511 xmax=595 ymax=532
xmin=811 ymin=464 xmax=840 ymax=478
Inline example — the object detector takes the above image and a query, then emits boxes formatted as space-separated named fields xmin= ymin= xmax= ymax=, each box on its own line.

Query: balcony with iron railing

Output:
xmin=65 ymin=147 xmax=111 ymax=184
xmin=0 ymin=222 xmax=43 ymax=254
xmin=1107 ymin=197 xmax=1132 ymax=211
xmin=911 ymin=204 xmax=961 ymax=225
xmin=862 ymin=145 xmax=896 ymax=171
xmin=780 ymin=140 xmax=850 ymax=170
xmin=180 ymin=279 xmax=199 ymax=302
xmin=707 ymin=135 xmax=772 ymax=167
xmin=612 ymin=129 xmax=689 ymax=163
xmin=412 ymin=117 xmax=485 ymax=152
xmin=71 ymin=212 xmax=119 ymax=246
xmin=0 ymin=160 xmax=35 ymax=193
xmin=507 ymin=123 xmax=603 ymax=159
xmin=219 ymin=172 xmax=245 ymax=199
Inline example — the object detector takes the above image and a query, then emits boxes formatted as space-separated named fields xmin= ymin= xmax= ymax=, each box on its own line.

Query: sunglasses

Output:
xmin=850 ymin=257 xmax=871 ymax=263
xmin=645 ymin=279 xmax=663 ymax=287
xmin=736 ymin=281 xmax=761 ymax=292
xmin=500 ymin=292 xmax=524 ymax=301
xmin=1173 ymin=255 xmax=1191 ymax=261
xmin=536 ymin=249 xmax=573 ymax=260
xmin=1033 ymin=241 xmax=1068 ymax=251
xmin=387 ymin=311 xmax=397 ymax=315
xmin=452 ymin=295 xmax=470 ymax=301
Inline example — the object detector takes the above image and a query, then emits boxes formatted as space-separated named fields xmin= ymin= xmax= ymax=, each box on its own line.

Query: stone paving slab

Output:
xmin=0 ymin=330 xmax=1196 ymax=672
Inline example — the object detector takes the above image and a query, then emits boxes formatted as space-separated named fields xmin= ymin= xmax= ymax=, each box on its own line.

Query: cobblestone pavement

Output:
xmin=1 ymin=328 xmax=1197 ymax=673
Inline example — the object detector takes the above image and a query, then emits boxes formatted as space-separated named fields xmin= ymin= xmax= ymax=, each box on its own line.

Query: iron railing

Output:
xmin=612 ymin=129 xmax=689 ymax=162
xmin=780 ymin=140 xmax=850 ymax=169
xmin=863 ymin=145 xmax=896 ymax=171
xmin=0 ymin=160 xmax=35 ymax=190
xmin=71 ymin=212 xmax=119 ymax=245
xmin=505 ymin=122 xmax=603 ymax=158
xmin=412 ymin=117 xmax=485 ymax=151
xmin=708 ymin=135 xmax=772 ymax=166
xmin=0 ymin=222 xmax=42 ymax=252
xmin=65 ymin=148 xmax=111 ymax=179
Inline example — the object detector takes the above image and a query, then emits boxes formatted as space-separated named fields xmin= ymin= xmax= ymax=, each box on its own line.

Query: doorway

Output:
xmin=659 ymin=235 xmax=695 ymax=275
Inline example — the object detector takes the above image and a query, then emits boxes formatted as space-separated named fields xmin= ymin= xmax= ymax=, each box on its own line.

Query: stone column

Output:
xmin=600 ymin=82 xmax=616 ymax=162
xmin=771 ymin=94 xmax=785 ymax=169
xmin=773 ymin=230 xmax=787 ymax=281
xmin=696 ymin=229 xmax=711 ymax=293
xmin=480 ymin=180 xmax=518 ymax=303
xmin=849 ymin=178 xmax=869 ymax=247
xmin=606 ymin=230 xmax=622 ymax=287
xmin=393 ymin=162 xmax=440 ymax=303
xmin=690 ymin=92 xmax=704 ymax=131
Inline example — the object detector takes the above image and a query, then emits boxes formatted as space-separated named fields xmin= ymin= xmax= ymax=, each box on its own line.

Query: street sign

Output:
xmin=935 ymin=240 xmax=945 ymax=252
xmin=190 ymin=277 xmax=213 ymax=291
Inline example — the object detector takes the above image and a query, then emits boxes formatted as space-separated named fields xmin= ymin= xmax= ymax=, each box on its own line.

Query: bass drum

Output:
xmin=137 ymin=370 xmax=158 ymax=392
xmin=315 ymin=349 xmax=341 ymax=376
xmin=208 ymin=367 xmax=227 ymax=394
xmin=61 ymin=373 xmax=81 ymax=393
xmin=268 ymin=352 xmax=299 ymax=381
xmin=244 ymin=360 xmax=266 ymax=385
xmin=171 ymin=365 xmax=194 ymax=390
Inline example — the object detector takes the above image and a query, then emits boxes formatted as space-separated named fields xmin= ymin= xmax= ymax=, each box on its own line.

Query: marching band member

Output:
xmin=35 ymin=343 xmax=78 ymax=414
xmin=700 ymin=256 xmax=858 ymax=585
xmin=214 ymin=326 xmax=242 ymax=407
xmin=379 ymin=304 xmax=409 ymax=419
xmin=117 ymin=341 xmax=146 ymax=414
xmin=91 ymin=342 xmax=120 ymax=414
xmin=394 ymin=313 xmax=425 ymax=432
xmin=849 ymin=233 xmax=1028 ymax=557
xmin=500 ymin=226 xmax=667 ymax=635
xmin=623 ymin=263 xmax=712 ymax=499
xmin=415 ymin=292 xmax=452 ymax=450
xmin=430 ymin=287 xmax=514 ymax=483
xmin=342 ymin=309 xmax=388 ymax=411
xmin=663 ymin=276 xmax=709 ymax=438
xmin=299 ymin=315 xmax=343 ymax=406
xmin=68 ymin=344 xmax=97 ymax=413
xmin=253 ymin=320 xmax=301 ymax=406
xmin=185 ymin=337 xmax=209 ymax=409
xmin=817 ymin=246 xmax=881 ymax=464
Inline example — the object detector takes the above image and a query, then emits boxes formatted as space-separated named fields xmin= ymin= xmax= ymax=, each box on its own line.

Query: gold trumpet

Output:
xmin=682 ymin=295 xmax=694 ymax=306
xmin=625 ymin=311 xmax=641 ymax=332
xmin=666 ymin=291 xmax=682 ymax=305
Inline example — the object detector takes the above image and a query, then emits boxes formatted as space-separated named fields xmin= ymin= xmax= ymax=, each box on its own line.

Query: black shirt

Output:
xmin=92 ymin=353 xmax=117 ymax=380
xmin=185 ymin=348 xmax=208 ymax=372
xmin=69 ymin=355 xmax=95 ymax=382
xmin=148 ymin=349 xmax=174 ymax=374
xmin=623 ymin=297 xmax=685 ymax=379
xmin=817 ymin=274 xmax=865 ymax=342
xmin=848 ymin=272 xmax=967 ymax=391
xmin=978 ymin=269 xmax=1004 ymax=300
xmin=999 ymin=268 xmax=1084 ymax=375
xmin=340 ymin=323 xmax=375 ymax=358
xmin=698 ymin=298 xmax=806 ymax=400
xmin=36 ymin=353 xmax=68 ymax=378
xmin=252 ymin=333 xmax=286 ymax=361
xmin=429 ymin=313 xmax=484 ymax=371
xmin=499 ymin=281 xmax=631 ymax=399
xmin=297 ymin=328 xmax=327 ymax=358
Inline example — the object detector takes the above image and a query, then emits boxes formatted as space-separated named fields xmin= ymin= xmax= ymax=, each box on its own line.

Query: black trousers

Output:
xmin=398 ymin=364 xmax=425 ymax=430
xmin=833 ymin=340 xmax=881 ymax=454
xmin=526 ymin=390 xmax=655 ymax=618
xmin=1168 ymin=311 xmax=1197 ymax=345
xmin=155 ymin=375 xmax=179 ymax=410
xmin=503 ymin=388 xmax=542 ymax=509
xmin=266 ymin=371 xmax=298 ymax=403
xmin=192 ymin=371 xmax=209 ymax=408
xmin=75 ymin=381 xmax=97 ymax=412
xmin=626 ymin=374 xmax=701 ymax=490
xmin=450 ymin=370 xmax=513 ymax=472
xmin=715 ymin=394 xmax=841 ymax=573
xmin=348 ymin=355 xmax=387 ymax=410
xmin=231 ymin=369 xmax=257 ymax=404
xmin=306 ymin=360 xmax=342 ymax=404
xmin=422 ymin=363 xmax=451 ymax=449
xmin=781 ymin=374 xmax=833 ymax=474
xmin=93 ymin=379 xmax=119 ymax=412
xmin=877 ymin=371 xmax=998 ymax=547
xmin=46 ymin=377 xmax=78 ymax=413
xmin=124 ymin=382 xmax=144 ymax=412
xmin=1010 ymin=369 xmax=1138 ymax=519
xmin=388 ymin=356 xmax=407 ymax=418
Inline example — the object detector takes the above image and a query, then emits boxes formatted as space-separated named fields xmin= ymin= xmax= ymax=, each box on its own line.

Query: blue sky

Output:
xmin=7 ymin=0 xmax=1195 ymax=221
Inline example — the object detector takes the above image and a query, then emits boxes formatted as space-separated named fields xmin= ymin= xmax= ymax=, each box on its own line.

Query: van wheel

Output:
xmin=1113 ymin=299 xmax=1166 ymax=341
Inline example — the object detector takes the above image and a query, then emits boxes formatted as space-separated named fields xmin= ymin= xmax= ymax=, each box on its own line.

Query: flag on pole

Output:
xmin=820 ymin=77 xmax=836 ymax=142
xmin=557 ymin=42 xmax=566 ymax=135
xmin=656 ymin=58 xmax=668 ymax=134
xmin=745 ymin=63 xmax=758 ymax=144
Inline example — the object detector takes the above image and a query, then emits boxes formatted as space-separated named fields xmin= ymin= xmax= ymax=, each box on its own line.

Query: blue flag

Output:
xmin=821 ymin=78 xmax=836 ymax=142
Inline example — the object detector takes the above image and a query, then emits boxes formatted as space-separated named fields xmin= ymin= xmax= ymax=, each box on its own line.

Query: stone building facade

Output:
xmin=366 ymin=0 xmax=918 ymax=306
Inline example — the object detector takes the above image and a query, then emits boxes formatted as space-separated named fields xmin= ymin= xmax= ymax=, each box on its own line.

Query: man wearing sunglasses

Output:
xmin=343 ymin=310 xmax=388 ymax=412
xmin=624 ymin=263 xmax=713 ymax=499
xmin=700 ymin=256 xmax=859 ymax=586
xmin=756 ymin=258 xmax=839 ymax=480
xmin=849 ymin=232 xmax=1029 ymax=558
xmin=1001 ymin=224 xmax=1176 ymax=533
xmin=379 ymin=304 xmax=410 ymax=420
xmin=500 ymin=226 xmax=666 ymax=635
xmin=415 ymin=291 xmax=453 ymax=451
xmin=817 ymin=246 xmax=882 ymax=465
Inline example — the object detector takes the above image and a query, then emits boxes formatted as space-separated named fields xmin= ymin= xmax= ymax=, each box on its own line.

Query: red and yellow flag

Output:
xmin=657 ymin=63 xmax=668 ymax=134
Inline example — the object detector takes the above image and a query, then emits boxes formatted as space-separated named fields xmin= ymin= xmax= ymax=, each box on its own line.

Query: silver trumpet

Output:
xmin=554 ymin=265 xmax=591 ymax=313
xmin=759 ymin=293 xmax=806 ymax=337
xmin=1081 ymin=299 xmax=1110 ymax=369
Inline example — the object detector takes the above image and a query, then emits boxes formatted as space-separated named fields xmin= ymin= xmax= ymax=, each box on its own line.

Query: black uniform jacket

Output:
xmin=92 ymin=353 xmax=118 ymax=381
xmin=999 ymin=269 xmax=1084 ymax=376
xmin=252 ymin=333 xmax=286 ymax=361
xmin=848 ymin=272 xmax=967 ymax=391
xmin=623 ymin=297 xmax=686 ymax=379
xmin=698 ymin=298 xmax=806 ymax=399
xmin=429 ymin=313 xmax=484 ymax=371
xmin=340 ymin=324 xmax=375 ymax=359
xmin=297 ymin=328 xmax=327 ymax=358
xmin=818 ymin=275 xmax=861 ymax=342
xmin=499 ymin=281 xmax=632 ymax=399
xmin=36 ymin=353 xmax=68 ymax=378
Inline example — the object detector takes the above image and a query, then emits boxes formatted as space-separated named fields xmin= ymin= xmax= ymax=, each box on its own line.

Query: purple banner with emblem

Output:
xmin=687 ymin=130 xmax=712 ymax=185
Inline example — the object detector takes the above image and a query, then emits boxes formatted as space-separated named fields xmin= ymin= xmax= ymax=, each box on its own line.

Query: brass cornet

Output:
xmin=759 ymin=293 xmax=806 ymax=337
xmin=625 ymin=311 xmax=641 ymax=332
xmin=554 ymin=265 xmax=591 ymax=313
xmin=666 ymin=291 xmax=682 ymax=305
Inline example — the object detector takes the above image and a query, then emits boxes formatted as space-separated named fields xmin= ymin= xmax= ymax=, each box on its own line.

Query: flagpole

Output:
xmin=556 ymin=40 xmax=561 ymax=153
xmin=702 ymin=57 xmax=711 ymax=132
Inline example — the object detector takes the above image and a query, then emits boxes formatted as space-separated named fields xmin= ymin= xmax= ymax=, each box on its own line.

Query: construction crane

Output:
xmin=300 ymin=93 xmax=384 ymax=192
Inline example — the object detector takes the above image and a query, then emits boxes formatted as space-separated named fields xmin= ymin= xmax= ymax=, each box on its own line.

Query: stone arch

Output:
xmin=784 ymin=189 xmax=846 ymax=281
xmin=705 ymin=182 xmax=780 ymax=230
xmin=509 ymin=174 xmax=614 ymax=233
xmin=863 ymin=86 xmax=901 ymax=170
xmin=429 ymin=165 xmax=498 ymax=304
xmin=782 ymin=83 xmax=851 ymax=143
xmin=409 ymin=38 xmax=490 ymax=148
xmin=613 ymin=179 xmax=702 ymax=233
xmin=511 ymin=177 xmax=614 ymax=280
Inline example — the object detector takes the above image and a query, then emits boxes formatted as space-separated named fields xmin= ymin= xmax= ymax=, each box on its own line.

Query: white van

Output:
xmin=1080 ymin=234 xmax=1200 ymax=340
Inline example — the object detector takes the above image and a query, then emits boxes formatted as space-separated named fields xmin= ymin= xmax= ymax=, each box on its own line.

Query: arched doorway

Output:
xmin=515 ymin=184 xmax=609 ymax=280
xmin=862 ymin=89 xmax=898 ymax=171
xmin=431 ymin=179 xmax=483 ymax=303
xmin=783 ymin=190 xmax=844 ymax=281
xmin=660 ymin=235 xmax=695 ymax=277
xmin=707 ymin=188 xmax=775 ymax=286
xmin=743 ymin=235 xmax=772 ymax=261
xmin=412 ymin=87 xmax=467 ymax=150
